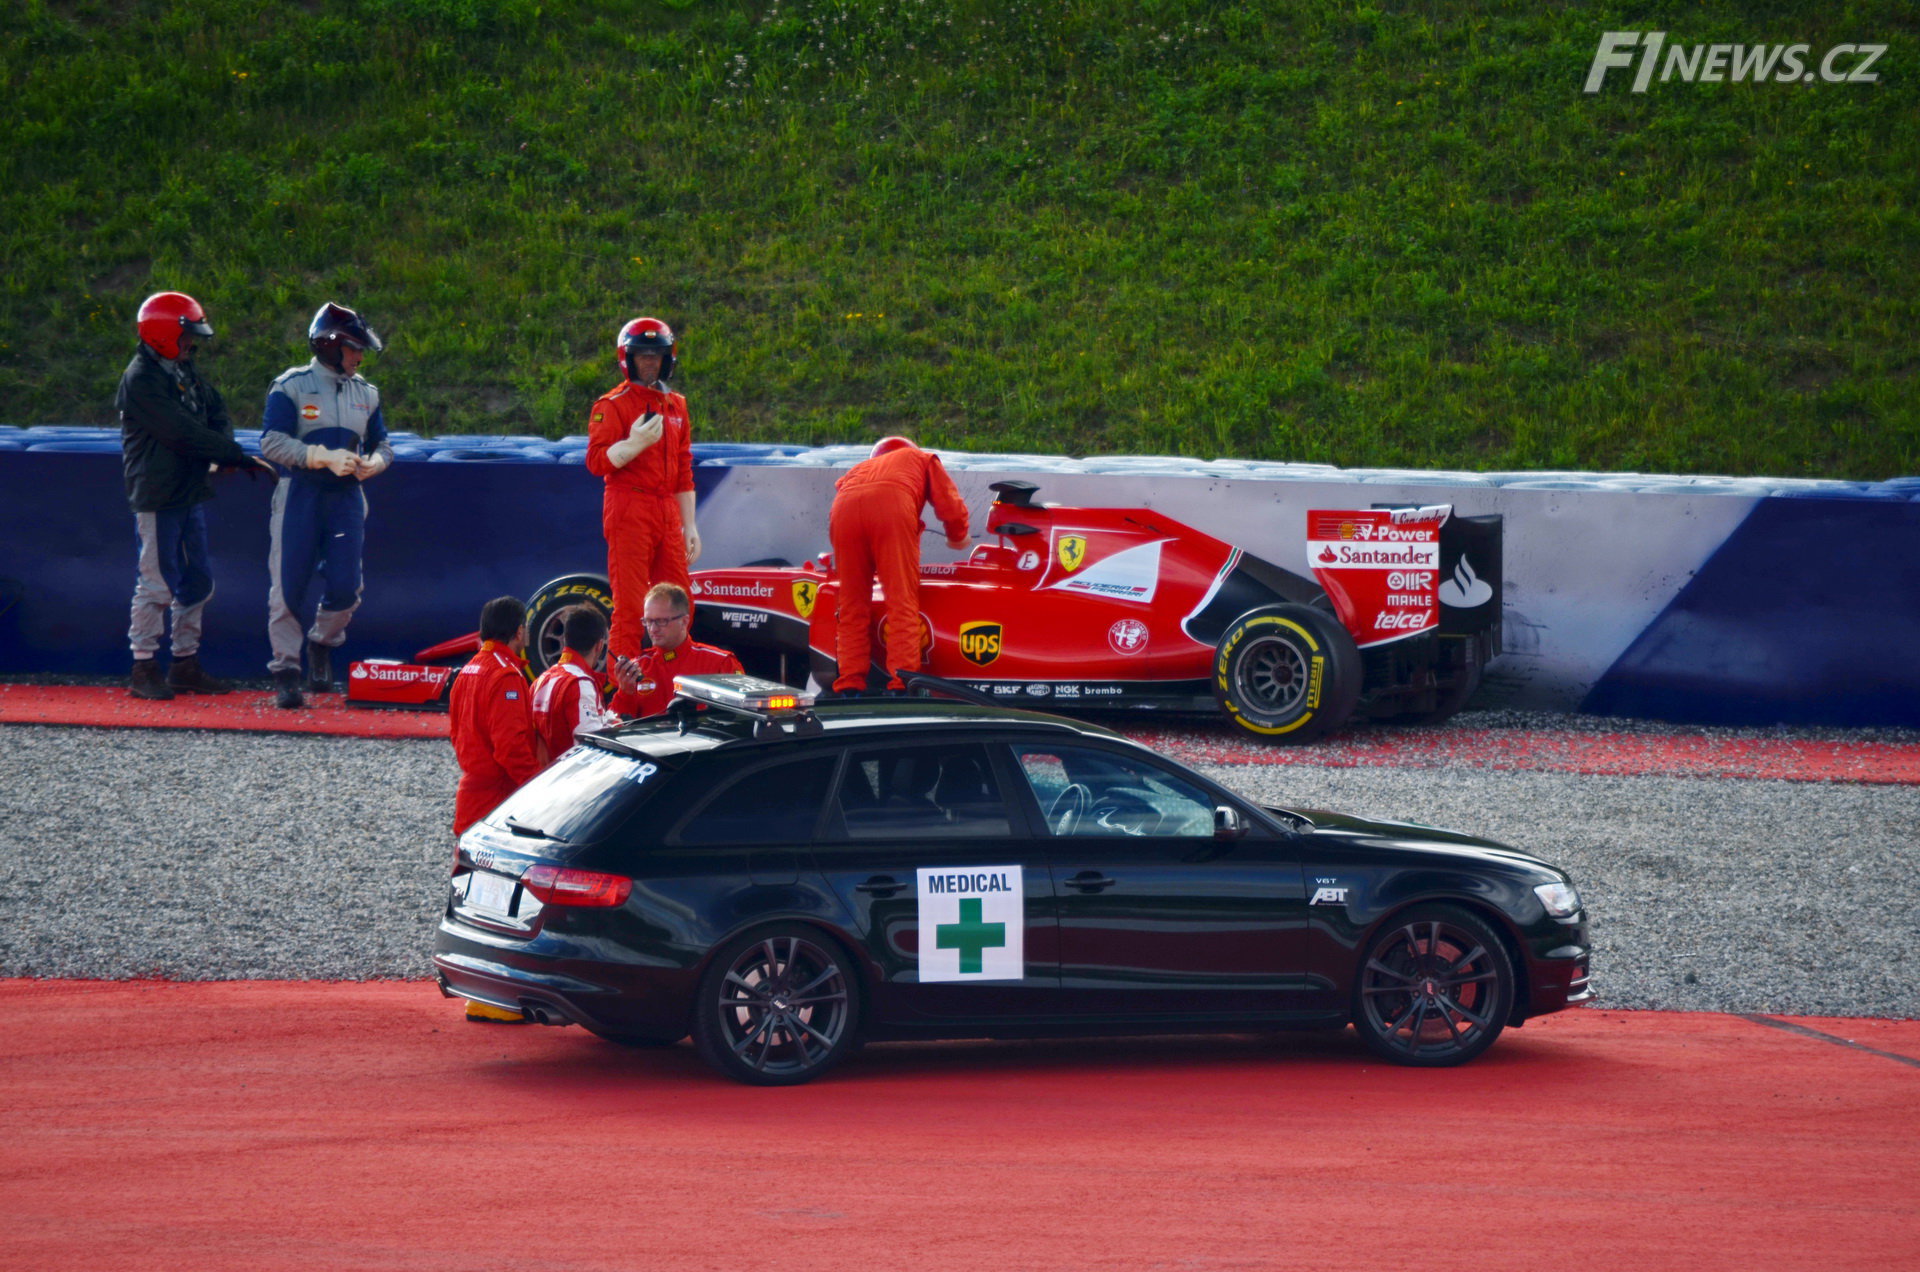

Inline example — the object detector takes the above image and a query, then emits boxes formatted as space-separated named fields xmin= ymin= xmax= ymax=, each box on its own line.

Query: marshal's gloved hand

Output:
xmin=354 ymin=452 xmax=389 ymax=481
xmin=306 ymin=445 xmax=359 ymax=478
xmin=606 ymin=413 xmax=665 ymax=468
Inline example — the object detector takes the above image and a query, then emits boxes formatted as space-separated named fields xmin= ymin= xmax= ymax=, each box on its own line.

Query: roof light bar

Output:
xmin=673 ymin=674 xmax=816 ymax=716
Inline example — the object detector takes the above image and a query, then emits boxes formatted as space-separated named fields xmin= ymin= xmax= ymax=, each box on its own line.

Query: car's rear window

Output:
xmin=483 ymin=746 xmax=673 ymax=845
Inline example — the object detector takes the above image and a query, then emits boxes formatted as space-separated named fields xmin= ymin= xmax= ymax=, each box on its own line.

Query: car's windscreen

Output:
xmin=482 ymin=746 xmax=671 ymax=844
xmin=1012 ymin=745 xmax=1215 ymax=837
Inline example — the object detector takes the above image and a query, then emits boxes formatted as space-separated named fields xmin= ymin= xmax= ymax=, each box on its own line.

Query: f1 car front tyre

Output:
xmin=524 ymin=573 xmax=614 ymax=675
xmin=1212 ymin=604 xmax=1361 ymax=744
xmin=692 ymin=925 xmax=862 ymax=1086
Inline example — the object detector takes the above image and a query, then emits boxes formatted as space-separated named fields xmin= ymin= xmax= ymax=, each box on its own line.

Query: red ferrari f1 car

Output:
xmin=502 ymin=480 xmax=1504 ymax=744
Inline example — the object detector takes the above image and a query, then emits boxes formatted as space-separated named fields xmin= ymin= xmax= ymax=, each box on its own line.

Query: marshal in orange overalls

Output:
xmin=828 ymin=440 xmax=970 ymax=692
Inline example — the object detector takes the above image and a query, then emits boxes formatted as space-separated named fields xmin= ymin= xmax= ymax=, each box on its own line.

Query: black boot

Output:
xmin=273 ymin=667 xmax=305 ymax=710
xmin=167 ymin=655 xmax=232 ymax=695
xmin=130 ymin=659 xmax=175 ymax=701
xmin=305 ymin=642 xmax=335 ymax=693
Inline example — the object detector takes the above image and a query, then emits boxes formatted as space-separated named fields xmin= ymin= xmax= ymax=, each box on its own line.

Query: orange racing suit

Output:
xmin=828 ymin=445 xmax=969 ymax=692
xmin=449 ymin=641 xmax=544 ymax=836
xmin=585 ymin=379 xmax=694 ymax=662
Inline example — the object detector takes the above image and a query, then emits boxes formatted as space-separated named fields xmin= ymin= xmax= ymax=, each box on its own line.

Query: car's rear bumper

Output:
xmin=432 ymin=921 xmax=694 ymax=1040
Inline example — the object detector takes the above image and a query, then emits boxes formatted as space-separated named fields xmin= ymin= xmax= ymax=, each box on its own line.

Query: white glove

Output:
xmin=354 ymin=452 xmax=389 ymax=481
xmin=307 ymin=445 xmax=358 ymax=477
xmin=629 ymin=412 xmax=664 ymax=446
xmin=606 ymin=413 xmax=664 ymax=468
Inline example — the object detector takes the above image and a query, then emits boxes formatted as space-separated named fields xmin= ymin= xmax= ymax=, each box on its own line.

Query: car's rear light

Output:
xmin=520 ymin=864 xmax=633 ymax=908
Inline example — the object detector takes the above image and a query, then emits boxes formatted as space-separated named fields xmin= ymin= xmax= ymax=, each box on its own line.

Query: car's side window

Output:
xmin=676 ymin=756 xmax=838 ymax=845
xmin=832 ymin=743 xmax=1012 ymax=839
xmin=1013 ymin=745 xmax=1215 ymax=838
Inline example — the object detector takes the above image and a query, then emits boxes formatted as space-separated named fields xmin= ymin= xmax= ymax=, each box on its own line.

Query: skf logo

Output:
xmin=959 ymin=620 xmax=1003 ymax=667
xmin=300 ymin=403 xmax=321 ymax=421
xmin=791 ymin=579 xmax=818 ymax=619
xmin=1309 ymin=886 xmax=1349 ymax=906
xmin=1057 ymin=535 xmax=1088 ymax=572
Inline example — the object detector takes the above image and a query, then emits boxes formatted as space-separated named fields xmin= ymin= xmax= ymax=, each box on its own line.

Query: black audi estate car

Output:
xmin=433 ymin=676 xmax=1592 ymax=1084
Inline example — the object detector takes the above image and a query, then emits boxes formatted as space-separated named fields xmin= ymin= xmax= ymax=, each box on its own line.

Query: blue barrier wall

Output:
xmin=2 ymin=433 xmax=1917 ymax=727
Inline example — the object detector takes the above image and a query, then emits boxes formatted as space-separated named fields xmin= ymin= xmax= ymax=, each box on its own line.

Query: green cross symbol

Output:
xmin=935 ymin=897 xmax=1006 ymax=974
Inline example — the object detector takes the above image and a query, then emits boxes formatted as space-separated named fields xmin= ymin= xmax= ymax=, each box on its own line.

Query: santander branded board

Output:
xmin=1306 ymin=506 xmax=1448 ymax=647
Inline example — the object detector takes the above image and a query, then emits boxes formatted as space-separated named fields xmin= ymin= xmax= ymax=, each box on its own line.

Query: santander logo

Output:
xmin=1438 ymin=557 xmax=1493 ymax=608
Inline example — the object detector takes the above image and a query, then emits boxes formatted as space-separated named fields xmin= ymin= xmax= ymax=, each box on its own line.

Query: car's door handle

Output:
xmin=855 ymin=876 xmax=906 ymax=896
xmin=1063 ymin=871 xmax=1116 ymax=892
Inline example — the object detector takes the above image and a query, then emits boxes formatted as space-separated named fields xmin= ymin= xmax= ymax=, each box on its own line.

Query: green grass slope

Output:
xmin=2 ymin=0 xmax=1914 ymax=477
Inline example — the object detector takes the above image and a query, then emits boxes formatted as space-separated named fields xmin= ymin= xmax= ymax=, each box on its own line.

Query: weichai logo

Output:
xmin=959 ymin=620 xmax=1003 ymax=667
xmin=1585 ymin=32 xmax=1885 ymax=92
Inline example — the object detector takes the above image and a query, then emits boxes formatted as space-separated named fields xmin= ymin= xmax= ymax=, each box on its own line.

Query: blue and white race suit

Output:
xmin=258 ymin=359 xmax=393 ymax=674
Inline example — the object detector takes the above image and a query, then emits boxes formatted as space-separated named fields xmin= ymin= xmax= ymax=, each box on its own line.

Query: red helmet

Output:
xmin=870 ymin=436 xmax=914 ymax=459
xmin=617 ymin=316 xmax=677 ymax=383
xmin=136 ymin=292 xmax=214 ymax=360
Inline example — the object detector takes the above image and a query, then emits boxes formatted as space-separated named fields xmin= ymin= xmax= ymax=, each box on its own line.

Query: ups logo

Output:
xmin=959 ymin=620 xmax=1003 ymax=667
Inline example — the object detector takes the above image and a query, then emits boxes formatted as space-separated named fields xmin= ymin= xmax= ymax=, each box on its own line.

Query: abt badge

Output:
xmin=1310 ymin=886 xmax=1350 ymax=906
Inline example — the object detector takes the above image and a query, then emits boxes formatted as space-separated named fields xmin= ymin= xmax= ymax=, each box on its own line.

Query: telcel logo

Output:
xmin=1586 ymin=32 xmax=1884 ymax=92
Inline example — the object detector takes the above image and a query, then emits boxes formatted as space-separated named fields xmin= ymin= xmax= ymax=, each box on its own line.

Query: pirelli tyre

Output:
xmin=524 ymin=572 xmax=614 ymax=675
xmin=1212 ymin=604 xmax=1362 ymax=744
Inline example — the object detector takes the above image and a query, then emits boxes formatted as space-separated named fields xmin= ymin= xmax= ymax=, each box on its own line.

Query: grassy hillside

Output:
xmin=2 ymin=0 xmax=1915 ymax=478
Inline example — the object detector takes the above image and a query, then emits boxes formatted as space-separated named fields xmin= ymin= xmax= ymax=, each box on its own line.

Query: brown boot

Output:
xmin=166 ymin=655 xmax=233 ymax=695
xmin=129 ymin=659 xmax=175 ymax=701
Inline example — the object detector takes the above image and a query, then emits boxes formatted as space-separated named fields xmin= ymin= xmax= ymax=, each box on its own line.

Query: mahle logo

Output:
xmin=1585 ymin=32 xmax=1884 ymax=92
xmin=959 ymin=620 xmax=1003 ymax=667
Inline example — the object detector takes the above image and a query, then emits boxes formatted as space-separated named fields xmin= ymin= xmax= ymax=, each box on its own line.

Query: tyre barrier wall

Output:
xmin=1 ymin=426 xmax=1916 ymax=726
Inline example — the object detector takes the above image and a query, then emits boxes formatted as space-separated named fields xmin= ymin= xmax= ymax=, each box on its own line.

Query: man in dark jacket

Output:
xmin=117 ymin=291 xmax=274 ymax=700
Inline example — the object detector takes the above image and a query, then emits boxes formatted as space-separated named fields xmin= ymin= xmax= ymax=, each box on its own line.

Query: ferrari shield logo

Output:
xmin=792 ymin=579 xmax=818 ymax=619
xmin=959 ymin=620 xmax=1003 ymax=667
xmin=1057 ymin=534 xmax=1088 ymax=572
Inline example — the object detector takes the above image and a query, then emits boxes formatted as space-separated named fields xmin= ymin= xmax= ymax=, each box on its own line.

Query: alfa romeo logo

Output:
xmin=1107 ymin=618 xmax=1148 ymax=655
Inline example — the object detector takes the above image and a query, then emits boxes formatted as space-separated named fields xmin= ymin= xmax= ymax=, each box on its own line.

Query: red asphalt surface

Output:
xmin=7 ymin=685 xmax=1919 ymax=1268
xmin=3 ymin=981 xmax=1916 ymax=1271
xmin=7 ymin=680 xmax=1920 ymax=783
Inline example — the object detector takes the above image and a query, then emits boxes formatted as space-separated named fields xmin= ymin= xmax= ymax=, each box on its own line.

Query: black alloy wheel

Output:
xmin=1354 ymin=905 xmax=1514 ymax=1067
xmin=693 ymin=926 xmax=860 ymax=1085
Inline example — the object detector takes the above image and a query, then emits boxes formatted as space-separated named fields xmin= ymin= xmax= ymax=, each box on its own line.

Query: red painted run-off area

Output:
xmin=3 ymin=981 xmax=1917 ymax=1272
xmin=7 ymin=682 xmax=1920 ymax=783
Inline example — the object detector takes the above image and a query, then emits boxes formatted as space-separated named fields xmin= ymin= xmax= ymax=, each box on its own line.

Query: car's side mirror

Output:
xmin=1214 ymin=805 xmax=1247 ymax=840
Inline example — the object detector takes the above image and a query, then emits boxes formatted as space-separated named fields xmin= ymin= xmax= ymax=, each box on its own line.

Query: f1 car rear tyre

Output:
xmin=693 ymin=925 xmax=862 ymax=1086
xmin=1212 ymin=604 xmax=1361 ymax=744
xmin=1353 ymin=905 xmax=1514 ymax=1067
xmin=524 ymin=573 xmax=613 ymax=675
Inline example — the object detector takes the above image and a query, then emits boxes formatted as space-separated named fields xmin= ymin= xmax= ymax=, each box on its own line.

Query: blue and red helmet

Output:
xmin=308 ymin=302 xmax=383 ymax=372
xmin=136 ymin=292 xmax=213 ymax=360
xmin=617 ymin=316 xmax=677 ymax=382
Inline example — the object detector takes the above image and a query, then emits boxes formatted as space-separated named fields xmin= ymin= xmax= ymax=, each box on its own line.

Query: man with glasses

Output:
xmin=609 ymin=583 xmax=741 ymax=718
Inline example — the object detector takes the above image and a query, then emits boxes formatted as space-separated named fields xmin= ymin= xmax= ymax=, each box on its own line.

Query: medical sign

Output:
xmin=1306 ymin=507 xmax=1446 ymax=647
xmin=916 ymin=866 xmax=1024 ymax=982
